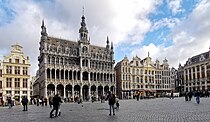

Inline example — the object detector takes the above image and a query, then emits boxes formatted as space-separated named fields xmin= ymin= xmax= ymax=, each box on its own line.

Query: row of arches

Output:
xmin=47 ymin=84 xmax=115 ymax=101
xmin=47 ymin=56 xmax=113 ymax=70
xmin=46 ymin=68 xmax=115 ymax=82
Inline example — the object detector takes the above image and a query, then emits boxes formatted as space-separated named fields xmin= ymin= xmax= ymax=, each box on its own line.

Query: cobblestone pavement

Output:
xmin=0 ymin=97 xmax=210 ymax=122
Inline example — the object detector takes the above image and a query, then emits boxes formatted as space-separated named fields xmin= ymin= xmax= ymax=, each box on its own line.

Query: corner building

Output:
xmin=37 ymin=15 xmax=115 ymax=101
xmin=182 ymin=51 xmax=210 ymax=92
xmin=2 ymin=44 xmax=30 ymax=102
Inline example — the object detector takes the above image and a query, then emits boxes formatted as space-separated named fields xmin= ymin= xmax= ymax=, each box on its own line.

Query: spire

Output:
xmin=148 ymin=51 xmax=150 ymax=57
xmin=41 ymin=19 xmax=47 ymax=36
xmin=79 ymin=7 xmax=88 ymax=41
xmin=106 ymin=36 xmax=109 ymax=44
xmin=106 ymin=36 xmax=110 ymax=49
xmin=111 ymin=42 xmax=113 ymax=50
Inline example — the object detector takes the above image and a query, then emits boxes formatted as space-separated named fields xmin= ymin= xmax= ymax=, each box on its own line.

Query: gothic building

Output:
xmin=35 ymin=14 xmax=115 ymax=101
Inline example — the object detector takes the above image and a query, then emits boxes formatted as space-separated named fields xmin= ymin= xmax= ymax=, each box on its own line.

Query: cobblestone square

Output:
xmin=0 ymin=97 xmax=210 ymax=122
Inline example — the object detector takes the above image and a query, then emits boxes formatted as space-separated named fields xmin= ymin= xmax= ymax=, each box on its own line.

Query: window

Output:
xmin=23 ymin=67 xmax=28 ymax=75
xmin=23 ymin=79 xmax=27 ymax=88
xmin=15 ymin=91 xmax=20 ymax=94
xmin=23 ymin=60 xmax=25 ymax=64
xmin=23 ymin=91 xmax=27 ymax=94
xmin=6 ymin=66 xmax=12 ymax=74
xmin=6 ymin=91 xmax=12 ymax=94
xmin=9 ymin=59 xmax=12 ymax=63
xmin=15 ymin=66 xmax=20 ymax=74
xmin=15 ymin=78 xmax=20 ymax=88
xmin=6 ymin=78 xmax=12 ymax=88
xmin=15 ymin=59 xmax=19 ymax=63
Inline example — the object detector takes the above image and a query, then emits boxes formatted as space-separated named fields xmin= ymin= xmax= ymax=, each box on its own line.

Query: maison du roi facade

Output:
xmin=33 ymin=14 xmax=115 ymax=101
xmin=115 ymin=54 xmax=176 ymax=99
xmin=0 ymin=44 xmax=31 ymax=103
xmin=177 ymin=50 xmax=210 ymax=93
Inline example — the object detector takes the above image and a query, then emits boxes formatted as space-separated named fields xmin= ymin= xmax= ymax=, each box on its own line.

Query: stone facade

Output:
xmin=35 ymin=15 xmax=115 ymax=101
xmin=1 ymin=44 xmax=30 ymax=102
xmin=180 ymin=51 xmax=210 ymax=92
xmin=115 ymin=54 xmax=175 ymax=99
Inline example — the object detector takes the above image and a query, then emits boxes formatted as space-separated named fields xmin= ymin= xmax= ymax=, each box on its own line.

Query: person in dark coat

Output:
xmin=7 ymin=97 xmax=12 ymax=109
xmin=188 ymin=91 xmax=193 ymax=101
xmin=21 ymin=96 xmax=28 ymax=111
xmin=107 ymin=91 xmax=116 ymax=116
xmin=50 ymin=94 xmax=62 ymax=118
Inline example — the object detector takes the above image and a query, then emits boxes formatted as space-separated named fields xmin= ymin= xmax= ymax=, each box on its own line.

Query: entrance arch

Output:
xmin=110 ymin=86 xmax=115 ymax=94
xmin=104 ymin=86 xmax=109 ymax=94
xmin=47 ymin=84 xmax=55 ymax=96
xmin=57 ymin=84 xmax=64 ymax=97
xmin=66 ymin=84 xmax=72 ymax=98
xmin=98 ymin=85 xmax=103 ymax=97
xmin=91 ymin=85 xmax=96 ymax=95
xmin=82 ymin=85 xmax=89 ymax=101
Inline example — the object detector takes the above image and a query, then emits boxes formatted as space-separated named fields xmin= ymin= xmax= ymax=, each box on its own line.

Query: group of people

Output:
xmin=185 ymin=90 xmax=203 ymax=104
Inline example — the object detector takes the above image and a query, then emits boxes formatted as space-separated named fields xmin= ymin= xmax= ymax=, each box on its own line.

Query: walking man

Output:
xmin=107 ymin=91 xmax=116 ymax=116
xmin=21 ymin=96 xmax=28 ymax=111
xmin=50 ymin=94 xmax=62 ymax=118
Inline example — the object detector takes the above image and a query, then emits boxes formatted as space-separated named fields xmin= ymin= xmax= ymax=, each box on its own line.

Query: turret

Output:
xmin=106 ymin=36 xmax=110 ymax=49
xmin=41 ymin=20 xmax=48 ymax=37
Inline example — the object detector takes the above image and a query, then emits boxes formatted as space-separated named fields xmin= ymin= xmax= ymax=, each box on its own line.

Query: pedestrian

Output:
xmin=170 ymin=91 xmax=174 ymax=99
xmin=49 ymin=96 xmax=53 ymax=108
xmin=115 ymin=97 xmax=120 ymax=109
xmin=195 ymin=90 xmax=201 ymax=104
xmin=136 ymin=93 xmax=140 ymax=101
xmin=188 ymin=91 xmax=193 ymax=101
xmin=7 ymin=97 xmax=12 ymax=109
xmin=107 ymin=91 xmax=116 ymax=116
xmin=50 ymin=94 xmax=62 ymax=118
xmin=21 ymin=96 xmax=28 ymax=111
xmin=184 ymin=92 xmax=188 ymax=101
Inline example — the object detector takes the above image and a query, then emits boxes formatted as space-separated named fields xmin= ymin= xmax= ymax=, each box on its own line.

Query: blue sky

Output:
xmin=0 ymin=0 xmax=210 ymax=76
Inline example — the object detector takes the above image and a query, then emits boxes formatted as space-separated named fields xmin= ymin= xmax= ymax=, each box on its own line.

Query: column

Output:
xmin=59 ymin=69 xmax=61 ymax=81
xmin=64 ymin=85 xmax=66 ymax=98
xmin=131 ymin=91 xmax=133 ymax=99
xmin=195 ymin=66 xmax=197 ymax=79
xmin=80 ymin=86 xmax=82 ymax=97
xmin=50 ymin=69 xmax=52 ymax=79
xmin=45 ymin=83 xmax=47 ymax=98
xmin=102 ymin=86 xmax=105 ymax=96
xmin=96 ymin=86 xmax=98 ymax=100
xmin=55 ymin=85 xmax=57 ymax=95
xmin=88 ymin=87 xmax=91 ymax=101
xmin=204 ymin=65 xmax=207 ymax=90
xmin=72 ymin=86 xmax=74 ymax=102
xmin=55 ymin=69 xmax=56 ymax=80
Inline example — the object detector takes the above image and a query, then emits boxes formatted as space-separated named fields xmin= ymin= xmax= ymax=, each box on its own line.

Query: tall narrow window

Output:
xmin=23 ymin=79 xmax=27 ymax=88
xmin=15 ymin=78 xmax=20 ymax=88
xmin=15 ymin=66 xmax=20 ymax=74
xmin=23 ymin=67 xmax=28 ymax=75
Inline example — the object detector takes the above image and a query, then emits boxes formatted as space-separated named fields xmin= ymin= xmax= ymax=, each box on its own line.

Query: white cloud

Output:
xmin=0 ymin=0 xmax=162 ymax=76
xmin=151 ymin=18 xmax=180 ymax=32
xmin=167 ymin=0 xmax=183 ymax=15
xmin=130 ymin=0 xmax=210 ymax=68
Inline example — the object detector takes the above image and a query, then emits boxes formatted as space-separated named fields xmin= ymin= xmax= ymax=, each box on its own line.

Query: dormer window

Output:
xmin=82 ymin=46 xmax=88 ymax=53
xmin=200 ymin=55 xmax=205 ymax=61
